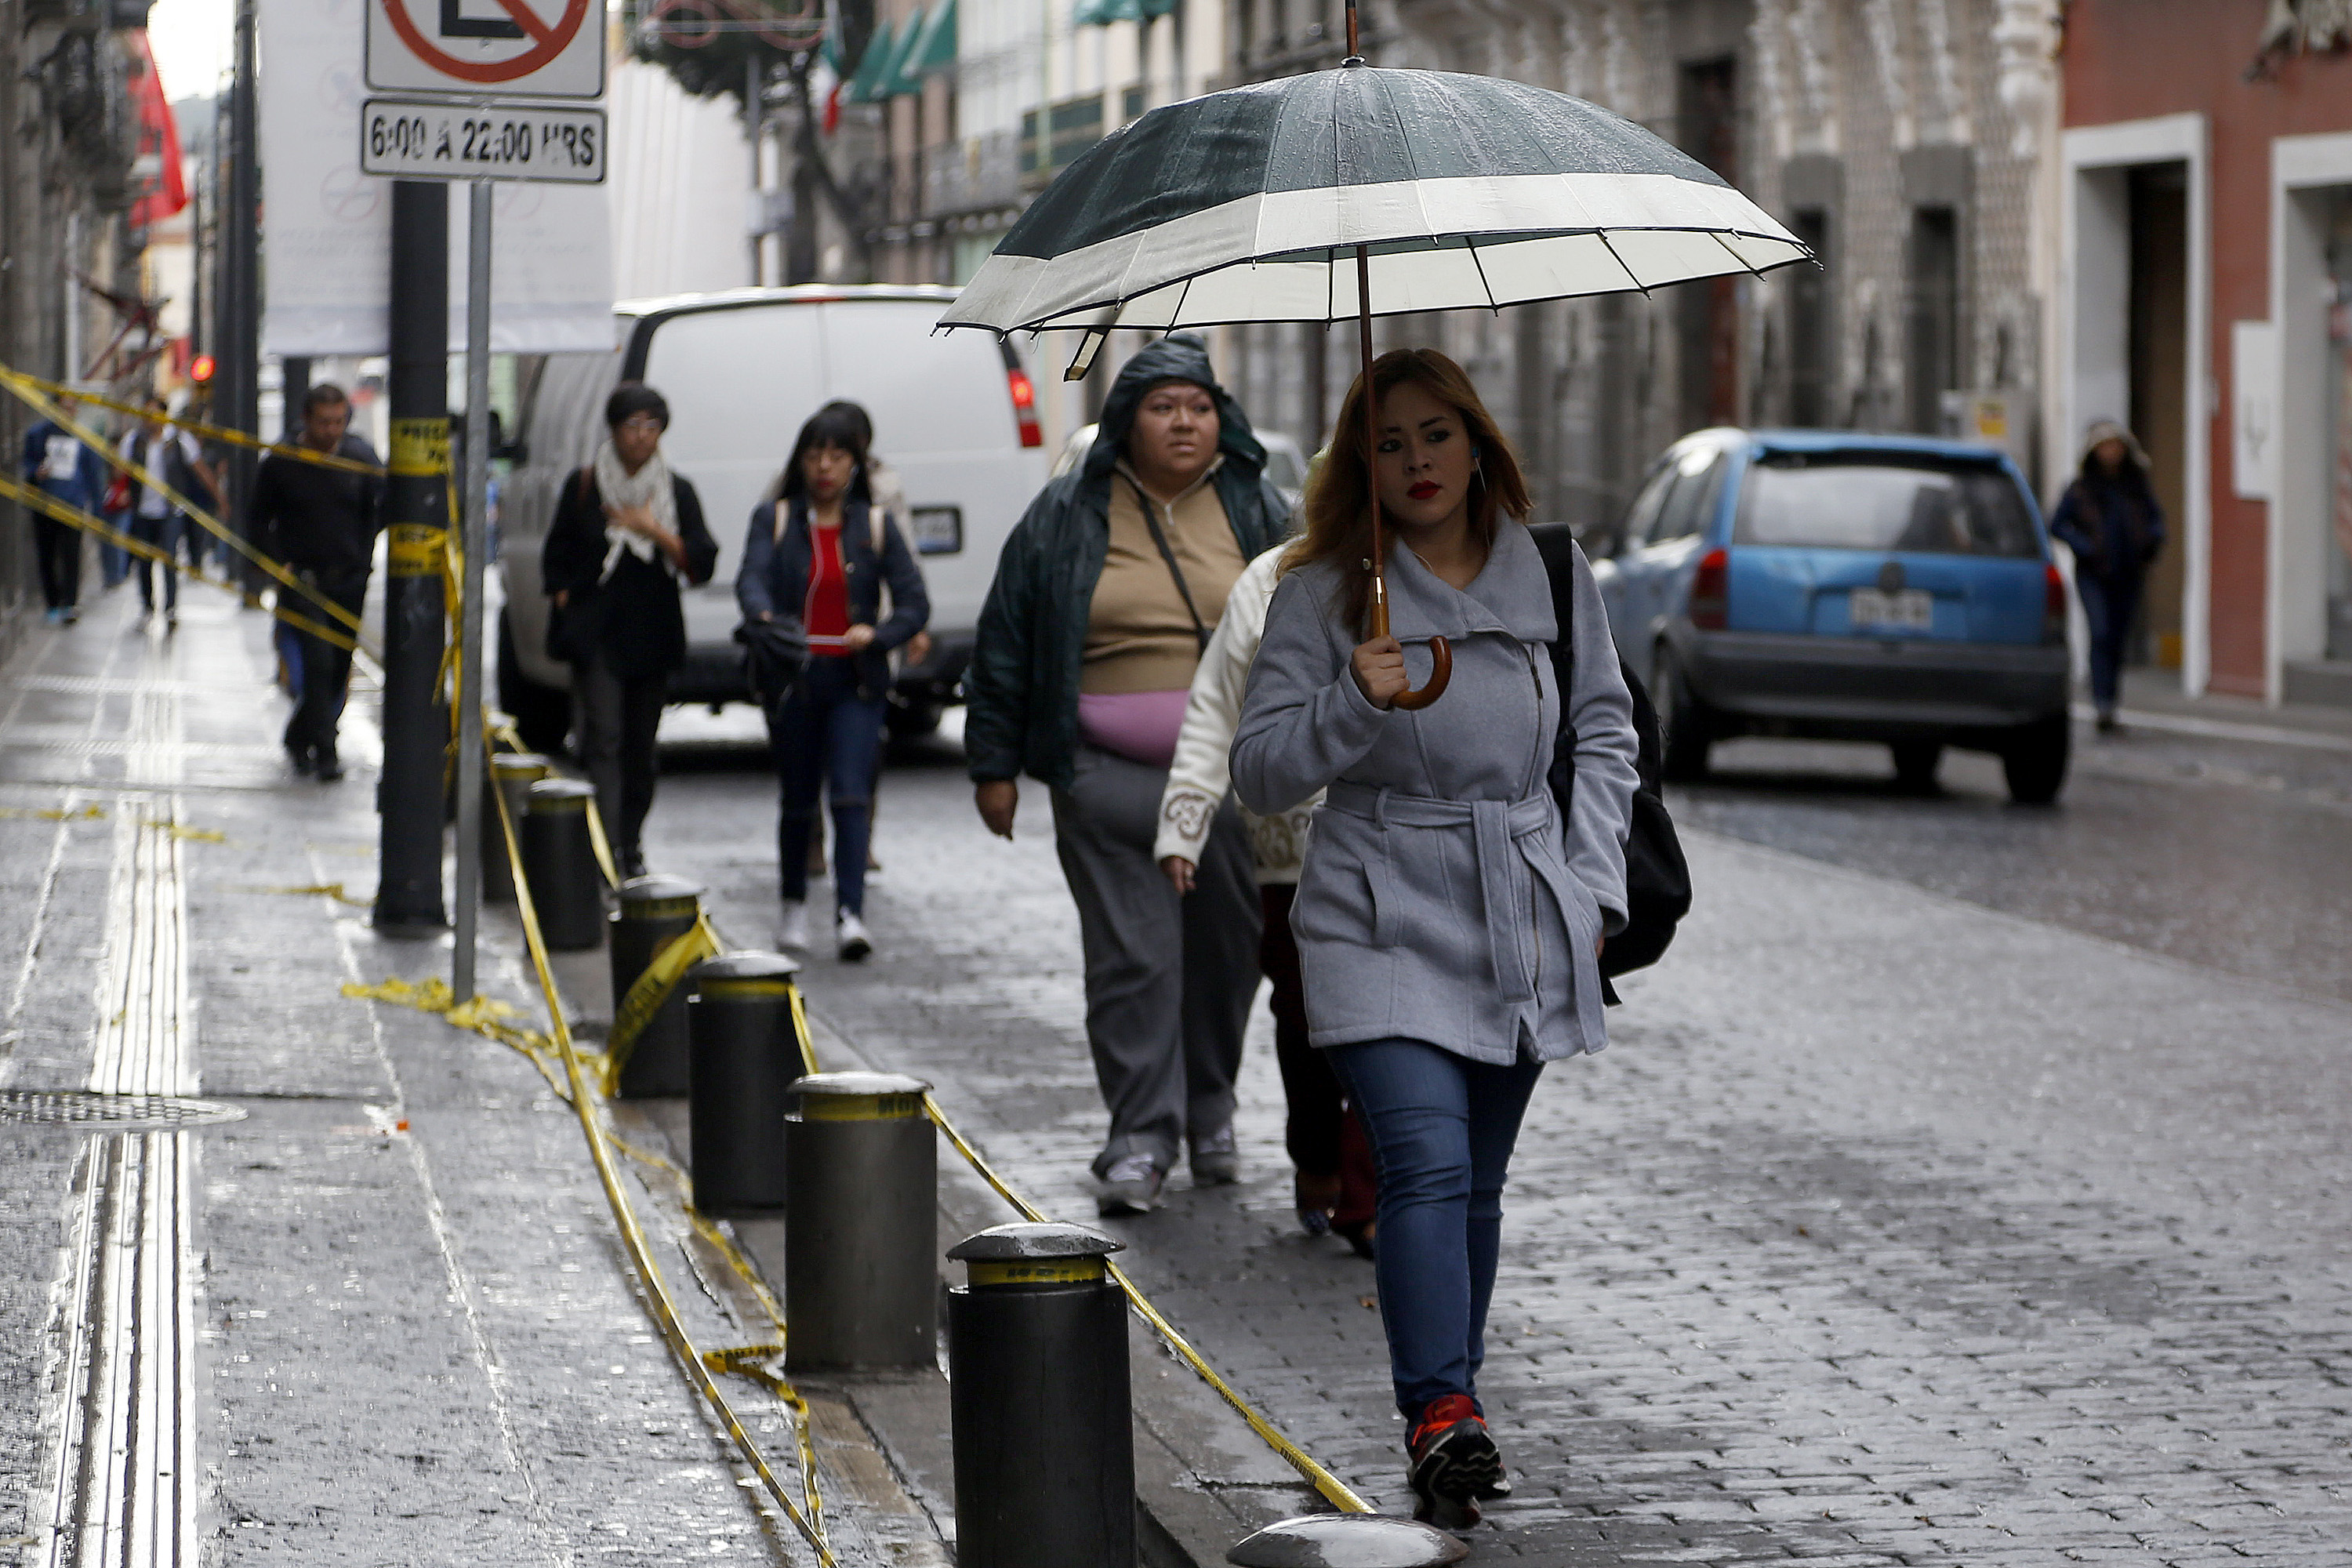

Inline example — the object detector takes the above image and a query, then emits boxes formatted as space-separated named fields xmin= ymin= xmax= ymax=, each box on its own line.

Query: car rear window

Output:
xmin=1736 ymin=452 xmax=2039 ymax=557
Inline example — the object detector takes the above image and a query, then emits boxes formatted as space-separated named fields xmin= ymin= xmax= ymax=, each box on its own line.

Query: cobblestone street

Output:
xmin=652 ymin=704 xmax=2352 ymax=1566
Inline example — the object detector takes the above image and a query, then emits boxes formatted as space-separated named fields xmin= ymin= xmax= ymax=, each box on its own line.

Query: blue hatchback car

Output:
xmin=1588 ymin=429 xmax=2072 ymax=802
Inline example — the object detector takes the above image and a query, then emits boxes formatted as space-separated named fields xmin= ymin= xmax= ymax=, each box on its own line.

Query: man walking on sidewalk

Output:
xmin=251 ymin=383 xmax=383 ymax=781
xmin=21 ymin=394 xmax=106 ymax=624
xmin=117 ymin=397 xmax=220 ymax=630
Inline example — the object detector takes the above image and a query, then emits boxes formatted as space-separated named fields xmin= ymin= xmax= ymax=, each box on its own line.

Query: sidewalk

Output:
xmin=0 ymin=590 xmax=939 ymax=1566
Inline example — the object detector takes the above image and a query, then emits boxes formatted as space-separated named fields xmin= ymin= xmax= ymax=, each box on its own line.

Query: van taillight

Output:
xmin=1689 ymin=548 xmax=1730 ymax=630
xmin=1007 ymin=366 xmax=1044 ymax=448
xmin=2044 ymin=562 xmax=2067 ymax=640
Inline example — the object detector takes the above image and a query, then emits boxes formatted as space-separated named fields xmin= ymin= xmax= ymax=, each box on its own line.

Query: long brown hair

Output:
xmin=1287 ymin=347 xmax=1532 ymax=634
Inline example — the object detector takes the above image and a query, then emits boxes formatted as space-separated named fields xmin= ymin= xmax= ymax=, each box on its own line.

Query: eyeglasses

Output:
xmin=617 ymin=414 xmax=664 ymax=431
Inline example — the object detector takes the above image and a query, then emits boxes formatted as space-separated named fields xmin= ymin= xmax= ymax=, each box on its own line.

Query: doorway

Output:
xmin=2128 ymin=163 xmax=2189 ymax=672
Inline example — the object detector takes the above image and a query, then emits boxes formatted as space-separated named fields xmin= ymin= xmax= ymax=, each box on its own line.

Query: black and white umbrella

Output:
xmin=945 ymin=12 xmax=1810 ymax=710
xmin=942 ymin=64 xmax=1808 ymax=343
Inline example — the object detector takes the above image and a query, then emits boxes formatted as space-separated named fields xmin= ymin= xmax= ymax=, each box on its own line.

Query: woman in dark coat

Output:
xmin=964 ymin=334 xmax=1291 ymax=1215
xmin=737 ymin=405 xmax=930 ymax=962
xmin=541 ymin=383 xmax=719 ymax=878
xmin=2050 ymin=419 xmax=2165 ymax=731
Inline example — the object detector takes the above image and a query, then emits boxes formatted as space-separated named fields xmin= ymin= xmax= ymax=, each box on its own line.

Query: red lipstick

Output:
xmin=1407 ymin=481 xmax=1440 ymax=500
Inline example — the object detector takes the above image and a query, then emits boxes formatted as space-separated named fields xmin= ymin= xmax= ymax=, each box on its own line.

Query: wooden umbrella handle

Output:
xmin=1358 ymin=242 xmax=1451 ymax=710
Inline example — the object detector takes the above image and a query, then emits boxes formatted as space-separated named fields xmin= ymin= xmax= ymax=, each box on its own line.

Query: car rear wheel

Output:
xmin=1652 ymin=645 xmax=1711 ymax=782
xmin=1890 ymin=741 xmax=1944 ymax=793
xmin=2002 ymin=715 xmax=2071 ymax=804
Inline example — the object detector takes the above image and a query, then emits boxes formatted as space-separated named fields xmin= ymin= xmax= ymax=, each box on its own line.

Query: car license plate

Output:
xmin=1849 ymin=587 xmax=1933 ymax=631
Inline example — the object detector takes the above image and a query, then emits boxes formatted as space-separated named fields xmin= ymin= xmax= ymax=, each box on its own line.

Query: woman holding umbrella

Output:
xmin=1233 ymin=348 xmax=1639 ymax=1527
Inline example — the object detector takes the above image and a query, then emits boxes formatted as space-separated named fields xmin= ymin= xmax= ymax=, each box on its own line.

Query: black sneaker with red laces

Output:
xmin=1405 ymin=1393 xmax=1509 ymax=1529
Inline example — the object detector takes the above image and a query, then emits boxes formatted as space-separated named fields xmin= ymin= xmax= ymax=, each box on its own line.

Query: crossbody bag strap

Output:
xmin=1123 ymin=474 xmax=1210 ymax=653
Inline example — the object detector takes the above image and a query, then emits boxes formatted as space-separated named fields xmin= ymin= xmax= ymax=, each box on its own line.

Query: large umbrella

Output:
xmin=944 ymin=2 xmax=1810 ymax=706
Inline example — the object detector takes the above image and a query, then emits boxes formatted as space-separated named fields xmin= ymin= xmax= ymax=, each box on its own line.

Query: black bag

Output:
xmin=1528 ymin=523 xmax=1693 ymax=996
xmin=544 ymin=468 xmax=601 ymax=664
xmin=735 ymin=616 xmax=808 ymax=707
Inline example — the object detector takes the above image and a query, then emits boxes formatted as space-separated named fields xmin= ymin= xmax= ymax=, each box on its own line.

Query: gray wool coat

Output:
xmin=1231 ymin=523 xmax=1639 ymax=1065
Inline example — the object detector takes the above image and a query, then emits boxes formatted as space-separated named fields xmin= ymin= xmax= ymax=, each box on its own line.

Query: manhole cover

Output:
xmin=0 ymin=1091 xmax=247 ymax=1130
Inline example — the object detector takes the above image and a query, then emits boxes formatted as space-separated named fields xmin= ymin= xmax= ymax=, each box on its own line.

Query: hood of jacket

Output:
xmin=1081 ymin=332 xmax=1268 ymax=485
xmin=2077 ymin=418 xmax=2152 ymax=484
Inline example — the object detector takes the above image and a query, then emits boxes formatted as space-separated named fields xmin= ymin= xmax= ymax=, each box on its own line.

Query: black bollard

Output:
xmin=947 ymin=1222 xmax=1133 ymax=1568
xmin=684 ymin=951 xmax=803 ymax=1216
xmin=483 ymin=752 xmax=550 ymax=903
xmin=785 ymin=1072 xmax=937 ymax=1369
xmin=608 ymin=874 xmax=706 ymax=1098
xmin=521 ymin=778 xmax=604 ymax=951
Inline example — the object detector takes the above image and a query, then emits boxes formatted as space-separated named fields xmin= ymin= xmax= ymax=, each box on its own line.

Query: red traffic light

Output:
xmin=188 ymin=354 xmax=216 ymax=384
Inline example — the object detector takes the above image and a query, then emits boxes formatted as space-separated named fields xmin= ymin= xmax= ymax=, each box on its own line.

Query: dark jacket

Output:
xmin=964 ymin=334 xmax=1292 ymax=790
xmin=541 ymin=467 xmax=719 ymax=680
xmin=23 ymin=419 xmax=107 ymax=512
xmin=2051 ymin=475 xmax=2164 ymax=584
xmin=250 ymin=434 xmax=385 ymax=578
xmin=735 ymin=493 xmax=931 ymax=700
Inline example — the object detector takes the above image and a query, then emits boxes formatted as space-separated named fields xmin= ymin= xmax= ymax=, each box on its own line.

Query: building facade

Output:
xmin=1218 ymin=0 xmax=2058 ymax=546
xmin=2056 ymin=0 xmax=2352 ymax=708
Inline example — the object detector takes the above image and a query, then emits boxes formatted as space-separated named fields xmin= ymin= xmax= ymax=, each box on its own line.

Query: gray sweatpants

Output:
xmin=1051 ymin=745 xmax=1261 ymax=1178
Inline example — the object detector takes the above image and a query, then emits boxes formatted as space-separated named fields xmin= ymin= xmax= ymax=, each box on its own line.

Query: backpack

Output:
xmin=1528 ymin=522 xmax=1692 ymax=1000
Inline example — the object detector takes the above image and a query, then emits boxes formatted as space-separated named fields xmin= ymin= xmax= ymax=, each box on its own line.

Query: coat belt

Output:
xmin=1324 ymin=781 xmax=1550 ymax=1007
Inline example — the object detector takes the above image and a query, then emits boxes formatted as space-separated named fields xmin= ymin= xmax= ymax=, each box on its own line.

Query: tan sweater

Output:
xmin=1082 ymin=460 xmax=1247 ymax=694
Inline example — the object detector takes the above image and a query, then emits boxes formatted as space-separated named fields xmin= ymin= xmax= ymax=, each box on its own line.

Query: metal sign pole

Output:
xmin=453 ymin=179 xmax=492 ymax=1000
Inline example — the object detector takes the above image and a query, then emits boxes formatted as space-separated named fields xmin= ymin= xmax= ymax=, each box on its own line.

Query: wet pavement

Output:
xmin=8 ymin=585 xmax=2352 ymax=1566
xmin=646 ymin=687 xmax=2352 ymax=1566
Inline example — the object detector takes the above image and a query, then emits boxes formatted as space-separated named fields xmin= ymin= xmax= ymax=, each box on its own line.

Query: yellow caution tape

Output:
xmin=143 ymin=818 xmax=227 ymax=844
xmin=0 ymin=472 xmax=379 ymax=665
xmin=0 ymin=368 xmax=370 ymax=642
xmin=0 ymin=365 xmax=385 ymax=474
xmin=389 ymin=417 xmax=450 ymax=479
xmin=601 ymin=913 xmax=721 ymax=1096
xmin=255 ymin=883 xmax=372 ymax=907
xmin=583 ymin=797 xmax=622 ymax=888
xmin=481 ymin=752 xmax=836 ymax=1563
xmin=0 ymin=803 xmax=106 ymax=822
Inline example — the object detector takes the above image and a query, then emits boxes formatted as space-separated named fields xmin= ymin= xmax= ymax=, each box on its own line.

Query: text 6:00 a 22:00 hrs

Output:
xmin=361 ymin=103 xmax=606 ymax=183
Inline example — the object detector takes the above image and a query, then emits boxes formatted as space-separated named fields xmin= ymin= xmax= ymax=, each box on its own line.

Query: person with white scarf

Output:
xmin=541 ymin=383 xmax=719 ymax=877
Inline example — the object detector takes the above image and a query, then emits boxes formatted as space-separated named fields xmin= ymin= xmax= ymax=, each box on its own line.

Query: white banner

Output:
xmin=259 ymin=0 xmax=616 ymax=355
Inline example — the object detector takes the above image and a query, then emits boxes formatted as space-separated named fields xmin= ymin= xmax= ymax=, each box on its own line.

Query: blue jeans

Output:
xmin=2077 ymin=572 xmax=2140 ymax=713
xmin=129 ymin=511 xmax=183 ymax=611
xmin=768 ymin=656 xmax=884 ymax=916
xmin=1331 ymin=1037 xmax=1545 ymax=1421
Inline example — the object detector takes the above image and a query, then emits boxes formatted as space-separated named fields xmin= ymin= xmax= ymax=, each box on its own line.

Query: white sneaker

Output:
xmin=777 ymin=899 xmax=811 ymax=951
xmin=835 ymin=910 xmax=873 ymax=963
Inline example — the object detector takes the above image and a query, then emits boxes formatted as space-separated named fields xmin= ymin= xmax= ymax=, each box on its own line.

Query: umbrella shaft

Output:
xmin=1357 ymin=241 xmax=1387 ymax=641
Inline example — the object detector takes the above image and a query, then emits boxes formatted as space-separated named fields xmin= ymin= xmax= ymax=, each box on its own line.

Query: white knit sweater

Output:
xmin=1152 ymin=546 xmax=1319 ymax=884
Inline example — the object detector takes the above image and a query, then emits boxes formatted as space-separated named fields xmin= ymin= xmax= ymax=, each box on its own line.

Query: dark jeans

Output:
xmin=33 ymin=514 xmax=80 ymax=610
xmin=2078 ymin=572 xmax=2141 ymax=714
xmin=1264 ymin=884 xmax=1378 ymax=1222
xmin=129 ymin=511 xmax=183 ymax=611
xmin=573 ymin=652 xmax=669 ymax=862
xmin=1051 ymin=744 xmax=1259 ymax=1177
xmin=285 ymin=570 xmax=368 ymax=763
xmin=768 ymin=656 xmax=885 ymax=915
xmin=1332 ymin=1037 xmax=1545 ymax=1422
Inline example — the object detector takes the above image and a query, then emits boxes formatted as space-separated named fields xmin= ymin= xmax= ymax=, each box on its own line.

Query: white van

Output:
xmin=496 ymin=285 xmax=1048 ymax=749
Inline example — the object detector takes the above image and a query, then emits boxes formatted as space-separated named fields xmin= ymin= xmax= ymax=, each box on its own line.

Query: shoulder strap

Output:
xmin=773 ymin=499 xmax=789 ymax=543
xmin=1527 ymin=523 xmax=1578 ymax=652
xmin=1123 ymin=473 xmax=1210 ymax=652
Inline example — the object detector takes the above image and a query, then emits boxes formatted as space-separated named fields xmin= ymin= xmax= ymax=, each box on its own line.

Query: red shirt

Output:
xmin=804 ymin=522 xmax=851 ymax=656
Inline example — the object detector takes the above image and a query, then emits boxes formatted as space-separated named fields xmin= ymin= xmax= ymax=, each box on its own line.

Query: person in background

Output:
xmin=1156 ymin=546 xmax=1379 ymax=1254
xmin=1232 ymin=348 xmax=1638 ymax=1528
xmin=2050 ymin=419 xmax=2165 ymax=733
xmin=117 ymin=396 xmax=220 ymax=631
xmin=252 ymin=384 xmax=385 ymax=781
xmin=22 ymin=394 xmax=106 ymax=624
xmin=964 ymin=333 xmax=1290 ymax=1216
xmin=738 ymin=405 xmax=930 ymax=962
xmin=541 ymin=383 xmax=718 ymax=877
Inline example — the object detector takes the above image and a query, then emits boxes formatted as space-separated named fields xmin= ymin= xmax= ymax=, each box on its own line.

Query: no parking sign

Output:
xmin=365 ymin=0 xmax=606 ymax=99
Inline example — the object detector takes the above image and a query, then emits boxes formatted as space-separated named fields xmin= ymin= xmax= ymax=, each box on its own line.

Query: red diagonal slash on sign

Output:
xmin=491 ymin=0 xmax=557 ymax=45
xmin=381 ymin=0 xmax=591 ymax=85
